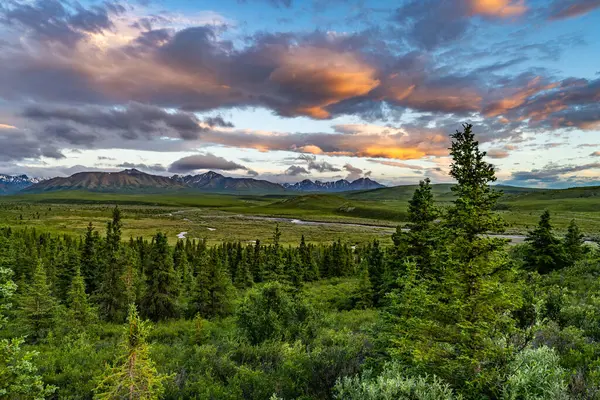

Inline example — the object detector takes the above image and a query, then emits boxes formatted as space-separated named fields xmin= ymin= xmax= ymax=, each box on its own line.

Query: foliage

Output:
xmin=236 ymin=281 xmax=316 ymax=345
xmin=94 ymin=305 xmax=169 ymax=399
xmin=334 ymin=363 xmax=460 ymax=400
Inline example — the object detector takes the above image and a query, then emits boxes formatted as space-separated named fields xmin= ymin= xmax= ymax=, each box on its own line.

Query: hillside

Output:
xmin=23 ymin=169 xmax=184 ymax=193
xmin=173 ymin=171 xmax=284 ymax=193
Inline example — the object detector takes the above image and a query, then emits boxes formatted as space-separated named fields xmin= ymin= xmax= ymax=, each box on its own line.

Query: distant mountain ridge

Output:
xmin=283 ymin=177 xmax=385 ymax=192
xmin=0 ymin=174 xmax=42 ymax=194
xmin=21 ymin=169 xmax=386 ymax=194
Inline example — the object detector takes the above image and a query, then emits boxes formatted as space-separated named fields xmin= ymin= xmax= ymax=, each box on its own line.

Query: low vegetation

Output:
xmin=1 ymin=124 xmax=599 ymax=399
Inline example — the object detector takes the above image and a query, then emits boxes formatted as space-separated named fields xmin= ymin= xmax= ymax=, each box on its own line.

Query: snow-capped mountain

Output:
xmin=0 ymin=174 xmax=43 ymax=195
xmin=283 ymin=177 xmax=385 ymax=192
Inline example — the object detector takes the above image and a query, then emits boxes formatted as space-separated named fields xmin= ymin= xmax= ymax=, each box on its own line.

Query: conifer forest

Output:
xmin=2 ymin=125 xmax=600 ymax=399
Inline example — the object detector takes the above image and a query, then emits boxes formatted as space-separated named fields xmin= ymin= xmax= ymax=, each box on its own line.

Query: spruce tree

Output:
xmin=96 ymin=207 xmax=127 ymax=322
xmin=141 ymin=233 xmax=179 ymax=321
xmin=18 ymin=261 xmax=57 ymax=341
xmin=367 ymin=240 xmax=386 ymax=306
xmin=355 ymin=263 xmax=373 ymax=309
xmin=189 ymin=250 xmax=233 ymax=319
xmin=67 ymin=266 xmax=96 ymax=327
xmin=94 ymin=305 xmax=168 ymax=400
xmin=1 ymin=266 xmax=56 ymax=398
xmin=392 ymin=178 xmax=440 ymax=275
xmin=564 ymin=219 xmax=585 ymax=266
xmin=81 ymin=222 xmax=101 ymax=294
xmin=524 ymin=211 xmax=567 ymax=274
xmin=386 ymin=124 xmax=523 ymax=396
xmin=234 ymin=247 xmax=253 ymax=289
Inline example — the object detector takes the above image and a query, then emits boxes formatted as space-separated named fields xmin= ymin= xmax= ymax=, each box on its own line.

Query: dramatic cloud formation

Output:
xmin=0 ymin=0 xmax=598 ymax=186
xmin=168 ymin=153 xmax=249 ymax=173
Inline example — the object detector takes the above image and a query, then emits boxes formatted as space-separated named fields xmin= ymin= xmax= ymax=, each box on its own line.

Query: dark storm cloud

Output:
xmin=23 ymin=103 xmax=204 ymax=141
xmin=0 ymin=129 xmax=65 ymax=161
xmin=285 ymin=165 xmax=309 ymax=176
xmin=168 ymin=153 xmax=249 ymax=173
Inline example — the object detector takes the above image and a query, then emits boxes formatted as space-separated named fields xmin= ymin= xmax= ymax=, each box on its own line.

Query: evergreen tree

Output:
xmin=96 ymin=208 xmax=127 ymax=322
xmin=94 ymin=305 xmax=168 ymax=400
xmin=355 ymin=263 xmax=373 ymax=309
xmin=234 ymin=247 xmax=253 ymax=289
xmin=18 ymin=261 xmax=57 ymax=341
xmin=392 ymin=178 xmax=440 ymax=275
xmin=299 ymin=235 xmax=318 ymax=281
xmin=81 ymin=222 xmax=101 ymax=294
xmin=1 ymin=266 xmax=56 ymax=399
xmin=141 ymin=233 xmax=179 ymax=321
xmin=367 ymin=240 xmax=386 ymax=306
xmin=386 ymin=124 xmax=523 ymax=396
xmin=524 ymin=211 xmax=567 ymax=274
xmin=67 ymin=265 xmax=96 ymax=327
xmin=564 ymin=219 xmax=585 ymax=266
xmin=189 ymin=250 xmax=233 ymax=319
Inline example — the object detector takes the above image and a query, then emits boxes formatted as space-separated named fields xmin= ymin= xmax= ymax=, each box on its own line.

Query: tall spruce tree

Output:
xmin=386 ymin=124 xmax=523 ymax=396
xmin=524 ymin=210 xmax=567 ymax=274
xmin=94 ymin=305 xmax=168 ymax=400
xmin=96 ymin=207 xmax=127 ymax=322
xmin=141 ymin=233 xmax=179 ymax=321
xmin=80 ymin=223 xmax=101 ymax=294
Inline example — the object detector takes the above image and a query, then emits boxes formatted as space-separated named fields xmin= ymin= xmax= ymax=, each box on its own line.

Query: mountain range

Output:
xmin=0 ymin=174 xmax=42 ymax=195
xmin=17 ymin=169 xmax=385 ymax=194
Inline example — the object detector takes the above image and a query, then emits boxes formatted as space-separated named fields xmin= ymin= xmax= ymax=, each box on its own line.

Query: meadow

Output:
xmin=0 ymin=183 xmax=599 ymax=245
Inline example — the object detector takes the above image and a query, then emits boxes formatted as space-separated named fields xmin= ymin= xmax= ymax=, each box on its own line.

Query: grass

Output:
xmin=0 ymin=183 xmax=598 ymax=244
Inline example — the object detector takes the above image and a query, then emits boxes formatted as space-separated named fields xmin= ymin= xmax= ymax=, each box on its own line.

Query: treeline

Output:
xmin=1 ymin=124 xmax=599 ymax=399
xmin=0 ymin=216 xmax=361 ymax=324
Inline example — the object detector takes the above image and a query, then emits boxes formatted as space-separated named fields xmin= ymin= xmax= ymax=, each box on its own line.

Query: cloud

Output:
xmin=367 ymin=159 xmax=424 ymax=170
xmin=343 ymin=163 xmax=364 ymax=181
xmin=297 ymin=154 xmax=341 ymax=172
xmin=23 ymin=103 xmax=204 ymax=143
xmin=0 ymin=128 xmax=65 ymax=161
xmin=591 ymin=151 xmax=600 ymax=157
xmin=203 ymin=116 xmax=234 ymax=128
xmin=547 ymin=0 xmax=600 ymax=20
xmin=508 ymin=162 xmax=600 ymax=184
xmin=116 ymin=162 xmax=167 ymax=172
xmin=168 ymin=153 xmax=249 ymax=173
xmin=285 ymin=165 xmax=309 ymax=176
xmin=486 ymin=149 xmax=510 ymax=159
xmin=198 ymin=123 xmax=450 ymax=160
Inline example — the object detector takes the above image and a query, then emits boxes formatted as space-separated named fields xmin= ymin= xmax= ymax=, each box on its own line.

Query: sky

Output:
xmin=0 ymin=0 xmax=599 ymax=188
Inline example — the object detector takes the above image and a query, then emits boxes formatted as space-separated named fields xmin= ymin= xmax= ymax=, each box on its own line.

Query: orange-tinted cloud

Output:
xmin=469 ymin=0 xmax=528 ymax=17
xmin=201 ymin=124 xmax=450 ymax=160
xmin=484 ymin=76 xmax=558 ymax=118
xmin=269 ymin=47 xmax=380 ymax=119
